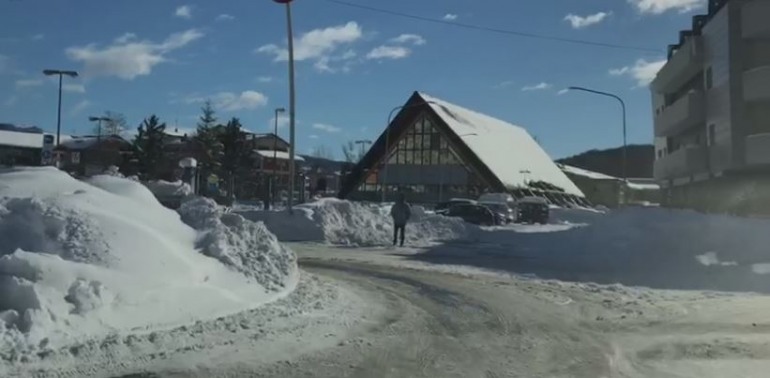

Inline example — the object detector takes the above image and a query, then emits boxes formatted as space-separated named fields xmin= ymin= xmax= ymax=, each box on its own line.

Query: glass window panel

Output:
xmin=414 ymin=151 xmax=423 ymax=165
xmin=424 ymin=117 xmax=433 ymax=133
xmin=406 ymin=135 xmax=414 ymax=149
xmin=404 ymin=150 xmax=414 ymax=164
xmin=388 ymin=152 xmax=397 ymax=164
xmin=415 ymin=118 xmax=424 ymax=133
xmin=430 ymin=133 xmax=441 ymax=149
xmin=422 ymin=134 xmax=431 ymax=149
xmin=397 ymin=150 xmax=406 ymax=164
xmin=440 ymin=137 xmax=447 ymax=149
xmin=398 ymin=138 xmax=406 ymax=148
xmin=431 ymin=150 xmax=440 ymax=165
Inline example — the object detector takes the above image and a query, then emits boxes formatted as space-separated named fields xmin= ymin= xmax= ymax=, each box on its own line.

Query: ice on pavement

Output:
xmin=238 ymin=198 xmax=479 ymax=246
xmin=0 ymin=167 xmax=298 ymax=361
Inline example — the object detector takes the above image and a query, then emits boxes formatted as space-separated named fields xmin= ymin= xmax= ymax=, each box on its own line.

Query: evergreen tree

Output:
xmin=133 ymin=115 xmax=166 ymax=179
xmin=195 ymin=100 xmax=223 ymax=178
xmin=220 ymin=118 xmax=247 ymax=198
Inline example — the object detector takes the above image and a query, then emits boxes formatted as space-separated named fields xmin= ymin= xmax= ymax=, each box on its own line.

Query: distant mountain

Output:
xmin=557 ymin=144 xmax=654 ymax=178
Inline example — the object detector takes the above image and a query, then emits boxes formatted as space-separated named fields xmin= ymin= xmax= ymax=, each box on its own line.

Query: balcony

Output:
xmin=746 ymin=133 xmax=770 ymax=165
xmin=654 ymin=146 xmax=708 ymax=180
xmin=651 ymin=37 xmax=704 ymax=93
xmin=744 ymin=66 xmax=770 ymax=102
xmin=654 ymin=91 xmax=706 ymax=137
xmin=743 ymin=0 xmax=770 ymax=39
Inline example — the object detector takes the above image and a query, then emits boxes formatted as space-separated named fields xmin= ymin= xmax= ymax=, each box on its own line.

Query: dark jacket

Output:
xmin=390 ymin=201 xmax=412 ymax=225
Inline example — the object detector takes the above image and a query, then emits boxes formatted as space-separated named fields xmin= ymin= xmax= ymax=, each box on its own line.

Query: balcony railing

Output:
xmin=746 ymin=133 xmax=770 ymax=166
xmin=743 ymin=0 xmax=770 ymax=39
xmin=744 ymin=66 xmax=770 ymax=102
xmin=651 ymin=36 xmax=704 ymax=93
xmin=654 ymin=91 xmax=706 ymax=137
xmin=654 ymin=146 xmax=708 ymax=180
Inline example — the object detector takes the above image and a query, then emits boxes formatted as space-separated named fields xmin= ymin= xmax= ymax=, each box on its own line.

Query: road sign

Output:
xmin=71 ymin=152 xmax=80 ymax=164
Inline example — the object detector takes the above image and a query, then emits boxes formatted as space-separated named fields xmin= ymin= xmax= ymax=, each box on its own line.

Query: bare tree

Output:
xmin=92 ymin=111 xmax=129 ymax=136
xmin=311 ymin=145 xmax=335 ymax=160
xmin=341 ymin=141 xmax=363 ymax=163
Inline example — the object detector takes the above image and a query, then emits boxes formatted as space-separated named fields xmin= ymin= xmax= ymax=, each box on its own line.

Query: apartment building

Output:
xmin=652 ymin=0 xmax=770 ymax=213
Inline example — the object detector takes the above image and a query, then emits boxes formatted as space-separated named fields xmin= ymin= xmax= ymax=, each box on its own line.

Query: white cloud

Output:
xmin=390 ymin=34 xmax=426 ymax=46
xmin=184 ymin=91 xmax=268 ymax=111
xmin=313 ymin=50 xmax=358 ymax=73
xmin=31 ymin=34 xmax=44 ymax=41
xmin=312 ymin=123 xmax=342 ymax=133
xmin=15 ymin=79 xmax=43 ymax=88
xmin=256 ymin=21 xmax=362 ymax=63
xmin=521 ymin=82 xmax=552 ymax=91
xmin=175 ymin=5 xmax=193 ymax=19
xmin=63 ymin=83 xmax=86 ymax=93
xmin=257 ymin=76 xmax=273 ymax=83
xmin=366 ymin=46 xmax=410 ymax=60
xmin=216 ymin=14 xmax=235 ymax=22
xmin=4 ymin=95 xmax=17 ymax=107
xmin=69 ymin=99 xmax=91 ymax=116
xmin=66 ymin=29 xmax=204 ymax=80
xmin=610 ymin=58 xmax=666 ymax=86
xmin=269 ymin=114 xmax=290 ymax=130
xmin=494 ymin=80 xmax=516 ymax=89
xmin=564 ymin=12 xmax=611 ymax=29
xmin=628 ymin=0 xmax=705 ymax=14
xmin=443 ymin=14 xmax=458 ymax=21
xmin=309 ymin=134 xmax=319 ymax=139
xmin=557 ymin=88 xmax=569 ymax=95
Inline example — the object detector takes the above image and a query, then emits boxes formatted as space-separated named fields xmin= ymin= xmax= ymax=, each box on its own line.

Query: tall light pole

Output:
xmin=88 ymin=116 xmax=111 ymax=141
xmin=274 ymin=0 xmax=297 ymax=213
xmin=381 ymin=100 xmax=438 ymax=202
xmin=568 ymin=86 xmax=628 ymax=183
xmin=43 ymin=69 xmax=78 ymax=147
xmin=272 ymin=107 xmax=286 ymax=206
xmin=354 ymin=140 xmax=372 ymax=159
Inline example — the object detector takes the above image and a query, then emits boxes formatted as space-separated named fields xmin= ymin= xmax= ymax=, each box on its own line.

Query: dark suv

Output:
xmin=446 ymin=203 xmax=499 ymax=226
xmin=515 ymin=197 xmax=549 ymax=224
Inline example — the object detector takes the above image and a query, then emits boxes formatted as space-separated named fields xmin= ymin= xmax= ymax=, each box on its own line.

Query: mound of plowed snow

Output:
xmin=238 ymin=198 xmax=477 ymax=246
xmin=0 ymin=168 xmax=297 ymax=361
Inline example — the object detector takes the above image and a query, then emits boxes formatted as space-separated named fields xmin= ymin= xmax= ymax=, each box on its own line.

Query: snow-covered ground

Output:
xmin=0 ymin=167 xmax=297 ymax=366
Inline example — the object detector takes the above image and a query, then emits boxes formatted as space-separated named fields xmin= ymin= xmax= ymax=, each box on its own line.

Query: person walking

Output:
xmin=390 ymin=193 xmax=412 ymax=247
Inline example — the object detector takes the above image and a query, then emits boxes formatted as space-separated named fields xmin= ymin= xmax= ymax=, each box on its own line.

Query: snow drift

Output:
xmin=237 ymin=198 xmax=477 ymax=246
xmin=0 ymin=168 xmax=297 ymax=361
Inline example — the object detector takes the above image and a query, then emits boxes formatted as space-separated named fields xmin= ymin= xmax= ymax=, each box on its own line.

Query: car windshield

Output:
xmin=2 ymin=0 xmax=763 ymax=377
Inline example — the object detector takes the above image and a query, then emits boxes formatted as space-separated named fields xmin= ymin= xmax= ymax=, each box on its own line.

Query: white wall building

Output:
xmin=651 ymin=0 xmax=770 ymax=212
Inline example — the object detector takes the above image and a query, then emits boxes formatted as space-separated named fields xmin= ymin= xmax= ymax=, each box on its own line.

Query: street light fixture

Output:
xmin=567 ymin=86 xmax=628 ymax=183
xmin=88 ymin=116 xmax=111 ymax=140
xmin=272 ymin=107 xmax=286 ymax=206
xmin=43 ymin=69 xmax=78 ymax=148
xmin=381 ymin=100 xmax=439 ymax=202
xmin=273 ymin=0 xmax=297 ymax=214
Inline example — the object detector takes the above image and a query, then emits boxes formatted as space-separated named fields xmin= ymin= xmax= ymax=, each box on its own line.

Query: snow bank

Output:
xmin=0 ymin=167 xmax=297 ymax=361
xmin=143 ymin=179 xmax=193 ymax=198
xmin=238 ymin=198 xmax=477 ymax=247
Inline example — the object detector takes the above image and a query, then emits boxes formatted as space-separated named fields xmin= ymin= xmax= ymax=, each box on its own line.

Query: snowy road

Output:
xmin=8 ymin=244 xmax=770 ymax=377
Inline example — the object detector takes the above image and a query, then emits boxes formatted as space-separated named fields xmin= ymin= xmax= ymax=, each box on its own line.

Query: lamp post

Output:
xmin=567 ymin=86 xmax=628 ymax=183
xmin=438 ymin=133 xmax=477 ymax=202
xmin=88 ymin=116 xmax=111 ymax=141
xmin=354 ymin=140 xmax=372 ymax=159
xmin=273 ymin=0 xmax=297 ymax=214
xmin=43 ymin=69 xmax=78 ymax=147
xmin=272 ymin=107 xmax=286 ymax=207
xmin=381 ymin=100 xmax=438 ymax=202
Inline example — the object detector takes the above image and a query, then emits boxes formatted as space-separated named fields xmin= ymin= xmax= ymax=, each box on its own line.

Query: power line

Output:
xmin=321 ymin=0 xmax=662 ymax=53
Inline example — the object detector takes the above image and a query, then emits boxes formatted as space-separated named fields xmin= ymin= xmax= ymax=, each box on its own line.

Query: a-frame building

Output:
xmin=338 ymin=92 xmax=587 ymax=205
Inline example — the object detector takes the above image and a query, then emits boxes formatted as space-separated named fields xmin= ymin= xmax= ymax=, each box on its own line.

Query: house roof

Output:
xmin=418 ymin=92 xmax=584 ymax=197
xmin=254 ymin=149 xmax=305 ymax=161
xmin=58 ymin=135 xmax=130 ymax=150
xmin=0 ymin=129 xmax=43 ymax=148
xmin=559 ymin=164 xmax=619 ymax=181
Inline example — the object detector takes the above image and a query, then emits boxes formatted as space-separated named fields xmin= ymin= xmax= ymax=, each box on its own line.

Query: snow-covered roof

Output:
xmin=626 ymin=179 xmax=660 ymax=191
xmin=559 ymin=164 xmax=619 ymax=181
xmin=419 ymin=92 xmax=585 ymax=197
xmin=0 ymin=129 xmax=43 ymax=148
xmin=58 ymin=135 xmax=127 ymax=150
xmin=254 ymin=149 xmax=305 ymax=161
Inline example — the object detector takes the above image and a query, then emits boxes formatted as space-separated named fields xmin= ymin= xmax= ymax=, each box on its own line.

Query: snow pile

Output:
xmin=238 ymin=198 xmax=477 ymax=246
xmin=143 ymin=179 xmax=193 ymax=198
xmin=0 ymin=167 xmax=297 ymax=361
xmin=177 ymin=197 xmax=296 ymax=290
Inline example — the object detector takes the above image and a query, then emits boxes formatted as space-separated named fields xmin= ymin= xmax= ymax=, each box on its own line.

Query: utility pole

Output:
xmin=354 ymin=140 xmax=372 ymax=161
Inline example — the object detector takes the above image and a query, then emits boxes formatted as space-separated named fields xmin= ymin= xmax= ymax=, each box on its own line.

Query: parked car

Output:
xmin=435 ymin=198 xmax=477 ymax=215
xmin=480 ymin=201 xmax=515 ymax=224
xmin=515 ymin=196 xmax=550 ymax=224
xmin=478 ymin=193 xmax=516 ymax=207
xmin=446 ymin=203 xmax=499 ymax=226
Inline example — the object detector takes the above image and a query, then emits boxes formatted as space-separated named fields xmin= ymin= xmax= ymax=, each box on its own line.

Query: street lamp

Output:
xmin=354 ymin=140 xmax=372 ymax=159
xmin=381 ymin=100 xmax=439 ymax=202
xmin=272 ymin=107 xmax=286 ymax=207
xmin=273 ymin=0 xmax=297 ymax=214
xmin=43 ymin=69 xmax=78 ymax=147
xmin=88 ymin=116 xmax=111 ymax=140
xmin=567 ymin=86 xmax=628 ymax=183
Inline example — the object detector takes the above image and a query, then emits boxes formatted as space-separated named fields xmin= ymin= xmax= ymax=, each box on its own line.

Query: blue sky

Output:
xmin=0 ymin=0 xmax=705 ymax=159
